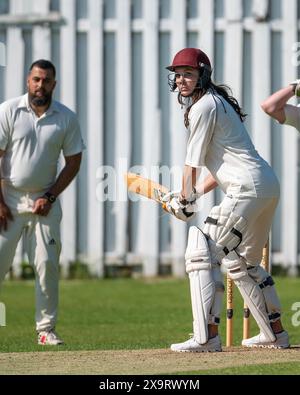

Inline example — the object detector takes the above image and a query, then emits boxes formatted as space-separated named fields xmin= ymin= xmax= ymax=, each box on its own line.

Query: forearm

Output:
xmin=261 ymin=86 xmax=294 ymax=120
xmin=47 ymin=154 xmax=82 ymax=197
xmin=181 ymin=165 xmax=199 ymax=200
xmin=0 ymin=181 xmax=4 ymax=204
xmin=0 ymin=151 xmax=5 ymax=204
xmin=195 ymin=172 xmax=218 ymax=196
xmin=49 ymin=169 xmax=77 ymax=197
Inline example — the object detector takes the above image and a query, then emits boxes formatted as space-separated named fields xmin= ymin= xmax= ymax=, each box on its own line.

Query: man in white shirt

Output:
xmin=261 ymin=81 xmax=300 ymax=130
xmin=0 ymin=59 xmax=85 ymax=345
xmin=162 ymin=48 xmax=289 ymax=352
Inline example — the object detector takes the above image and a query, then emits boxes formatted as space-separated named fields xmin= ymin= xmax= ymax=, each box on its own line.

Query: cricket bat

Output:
xmin=124 ymin=172 xmax=169 ymax=210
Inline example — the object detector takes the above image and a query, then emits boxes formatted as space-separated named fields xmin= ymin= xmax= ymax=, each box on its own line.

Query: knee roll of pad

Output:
xmin=185 ymin=226 xmax=212 ymax=273
xmin=222 ymin=251 xmax=248 ymax=280
xmin=203 ymin=206 xmax=247 ymax=263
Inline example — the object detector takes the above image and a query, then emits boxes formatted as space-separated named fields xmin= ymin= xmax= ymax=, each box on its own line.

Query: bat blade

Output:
xmin=124 ymin=172 xmax=169 ymax=208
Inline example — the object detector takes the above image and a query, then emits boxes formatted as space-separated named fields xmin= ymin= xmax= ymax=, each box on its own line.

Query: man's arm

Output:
xmin=32 ymin=152 xmax=82 ymax=215
xmin=0 ymin=149 xmax=13 ymax=231
xmin=47 ymin=152 xmax=82 ymax=198
xmin=0 ymin=149 xmax=5 ymax=204
xmin=261 ymin=85 xmax=295 ymax=124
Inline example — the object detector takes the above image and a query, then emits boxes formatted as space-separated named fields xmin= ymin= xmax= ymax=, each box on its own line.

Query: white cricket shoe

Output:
xmin=242 ymin=330 xmax=289 ymax=349
xmin=38 ymin=330 xmax=64 ymax=345
xmin=171 ymin=335 xmax=222 ymax=352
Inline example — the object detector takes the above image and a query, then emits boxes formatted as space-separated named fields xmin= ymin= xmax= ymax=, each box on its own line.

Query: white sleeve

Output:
xmin=283 ymin=104 xmax=300 ymax=131
xmin=185 ymin=102 xmax=216 ymax=168
xmin=0 ymin=103 xmax=11 ymax=151
xmin=62 ymin=115 xmax=86 ymax=157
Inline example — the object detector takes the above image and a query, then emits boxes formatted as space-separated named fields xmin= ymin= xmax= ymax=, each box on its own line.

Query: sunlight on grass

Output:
xmin=0 ymin=276 xmax=299 ymax=375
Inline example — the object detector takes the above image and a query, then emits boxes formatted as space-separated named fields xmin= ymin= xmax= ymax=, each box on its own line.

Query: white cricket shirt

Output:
xmin=185 ymin=89 xmax=279 ymax=198
xmin=0 ymin=94 xmax=85 ymax=192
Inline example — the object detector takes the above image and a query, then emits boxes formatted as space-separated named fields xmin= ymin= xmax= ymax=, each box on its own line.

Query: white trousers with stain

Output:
xmin=0 ymin=183 xmax=62 ymax=332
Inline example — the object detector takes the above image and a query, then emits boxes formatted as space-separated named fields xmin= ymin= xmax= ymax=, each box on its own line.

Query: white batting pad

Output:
xmin=224 ymin=251 xmax=276 ymax=342
xmin=185 ymin=226 xmax=212 ymax=273
xmin=209 ymin=263 xmax=225 ymax=325
xmin=247 ymin=265 xmax=281 ymax=322
xmin=186 ymin=227 xmax=215 ymax=344
xmin=203 ymin=206 xmax=247 ymax=262
xmin=189 ymin=270 xmax=215 ymax=344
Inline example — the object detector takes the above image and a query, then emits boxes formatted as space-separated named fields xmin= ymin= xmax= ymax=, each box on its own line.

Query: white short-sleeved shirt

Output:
xmin=185 ymin=90 xmax=279 ymax=198
xmin=283 ymin=104 xmax=300 ymax=131
xmin=0 ymin=94 xmax=85 ymax=192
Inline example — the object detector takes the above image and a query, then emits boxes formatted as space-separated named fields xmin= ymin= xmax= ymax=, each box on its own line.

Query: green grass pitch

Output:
xmin=0 ymin=276 xmax=299 ymax=374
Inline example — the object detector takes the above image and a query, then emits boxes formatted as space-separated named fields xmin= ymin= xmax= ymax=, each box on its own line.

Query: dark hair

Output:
xmin=178 ymin=77 xmax=247 ymax=128
xmin=29 ymin=59 xmax=56 ymax=78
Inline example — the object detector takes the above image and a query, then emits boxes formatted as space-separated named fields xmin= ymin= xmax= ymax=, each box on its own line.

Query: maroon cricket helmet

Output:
xmin=166 ymin=48 xmax=212 ymax=71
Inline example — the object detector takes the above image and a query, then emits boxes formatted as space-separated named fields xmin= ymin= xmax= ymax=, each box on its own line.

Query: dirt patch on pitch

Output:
xmin=0 ymin=347 xmax=300 ymax=375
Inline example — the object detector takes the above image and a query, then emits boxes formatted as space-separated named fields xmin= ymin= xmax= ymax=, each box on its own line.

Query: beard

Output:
xmin=29 ymin=90 xmax=52 ymax=107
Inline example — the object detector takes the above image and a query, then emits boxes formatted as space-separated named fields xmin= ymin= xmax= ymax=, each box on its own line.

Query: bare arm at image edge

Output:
xmin=261 ymin=85 xmax=295 ymax=124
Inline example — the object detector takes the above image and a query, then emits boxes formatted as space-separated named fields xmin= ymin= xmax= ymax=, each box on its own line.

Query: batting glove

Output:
xmin=162 ymin=190 xmax=197 ymax=222
xmin=290 ymin=79 xmax=300 ymax=97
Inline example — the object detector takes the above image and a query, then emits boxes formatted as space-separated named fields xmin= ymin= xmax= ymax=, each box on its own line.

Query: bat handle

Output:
xmin=162 ymin=203 xmax=168 ymax=212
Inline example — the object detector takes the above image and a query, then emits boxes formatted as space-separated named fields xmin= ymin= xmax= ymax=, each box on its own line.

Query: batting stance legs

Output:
xmin=171 ymin=195 xmax=289 ymax=352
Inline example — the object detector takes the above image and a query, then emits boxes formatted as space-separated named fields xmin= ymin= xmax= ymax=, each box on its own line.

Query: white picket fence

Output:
xmin=0 ymin=0 xmax=299 ymax=277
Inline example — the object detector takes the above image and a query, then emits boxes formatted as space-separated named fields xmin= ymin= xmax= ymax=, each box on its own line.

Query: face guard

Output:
xmin=167 ymin=63 xmax=212 ymax=93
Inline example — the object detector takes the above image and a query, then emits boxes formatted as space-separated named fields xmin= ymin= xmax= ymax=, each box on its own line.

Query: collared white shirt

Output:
xmin=0 ymin=94 xmax=85 ymax=192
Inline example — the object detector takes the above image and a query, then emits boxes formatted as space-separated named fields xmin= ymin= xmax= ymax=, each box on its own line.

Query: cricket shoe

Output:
xmin=38 ymin=330 xmax=64 ymax=345
xmin=242 ymin=330 xmax=289 ymax=349
xmin=170 ymin=335 xmax=222 ymax=352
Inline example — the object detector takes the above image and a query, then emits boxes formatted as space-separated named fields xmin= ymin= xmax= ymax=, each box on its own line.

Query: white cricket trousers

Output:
xmin=208 ymin=193 xmax=279 ymax=265
xmin=0 ymin=183 xmax=62 ymax=332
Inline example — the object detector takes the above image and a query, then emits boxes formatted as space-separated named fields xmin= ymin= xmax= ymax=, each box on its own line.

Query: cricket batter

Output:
xmin=0 ymin=60 xmax=85 ymax=345
xmin=261 ymin=80 xmax=300 ymax=130
xmin=162 ymin=48 xmax=290 ymax=352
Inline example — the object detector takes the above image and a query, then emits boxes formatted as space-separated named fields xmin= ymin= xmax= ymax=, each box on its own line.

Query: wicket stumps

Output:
xmin=226 ymin=239 xmax=270 ymax=347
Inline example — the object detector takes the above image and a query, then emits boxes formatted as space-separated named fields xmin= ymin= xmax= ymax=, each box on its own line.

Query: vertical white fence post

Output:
xmin=32 ymin=0 xmax=51 ymax=60
xmin=7 ymin=0 xmax=26 ymax=278
xmin=87 ymin=0 xmax=105 ymax=276
xmin=169 ymin=0 xmax=188 ymax=277
xmin=252 ymin=17 xmax=271 ymax=163
xmin=136 ymin=0 xmax=160 ymax=276
xmin=115 ymin=0 xmax=132 ymax=263
xmin=60 ymin=0 xmax=77 ymax=276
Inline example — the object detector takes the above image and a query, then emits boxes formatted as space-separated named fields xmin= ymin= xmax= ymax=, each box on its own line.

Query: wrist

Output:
xmin=43 ymin=192 xmax=56 ymax=204
xmin=179 ymin=187 xmax=197 ymax=205
xmin=289 ymin=80 xmax=300 ymax=96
